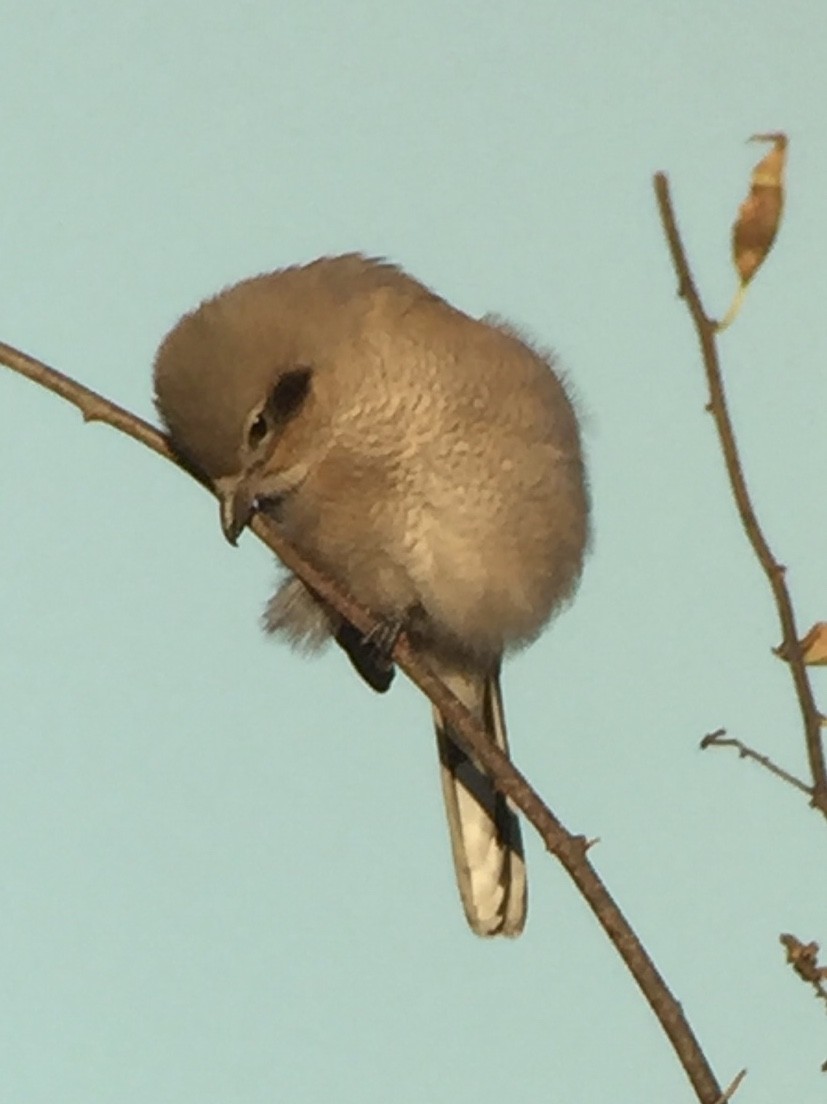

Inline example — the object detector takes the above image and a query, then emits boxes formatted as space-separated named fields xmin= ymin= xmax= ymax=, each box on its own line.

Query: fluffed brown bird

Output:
xmin=154 ymin=254 xmax=589 ymax=936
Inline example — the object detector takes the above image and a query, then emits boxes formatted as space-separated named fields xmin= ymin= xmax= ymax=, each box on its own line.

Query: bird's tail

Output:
xmin=432 ymin=663 xmax=526 ymax=937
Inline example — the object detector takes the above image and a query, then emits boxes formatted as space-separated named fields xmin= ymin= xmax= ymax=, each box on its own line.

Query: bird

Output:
xmin=153 ymin=254 xmax=589 ymax=937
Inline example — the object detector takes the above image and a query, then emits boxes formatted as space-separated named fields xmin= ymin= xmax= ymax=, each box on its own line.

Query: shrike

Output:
xmin=154 ymin=254 xmax=589 ymax=936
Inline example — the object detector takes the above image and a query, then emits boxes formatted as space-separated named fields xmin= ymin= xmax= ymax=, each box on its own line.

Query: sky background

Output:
xmin=2 ymin=2 xmax=827 ymax=1101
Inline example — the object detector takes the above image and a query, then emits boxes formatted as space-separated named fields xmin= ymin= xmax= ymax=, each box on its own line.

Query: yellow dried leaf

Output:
xmin=716 ymin=132 xmax=788 ymax=332
xmin=773 ymin=622 xmax=827 ymax=666
xmin=732 ymin=132 xmax=788 ymax=285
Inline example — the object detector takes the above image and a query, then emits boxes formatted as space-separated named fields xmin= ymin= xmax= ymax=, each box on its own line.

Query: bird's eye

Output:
xmin=268 ymin=367 xmax=312 ymax=422
xmin=247 ymin=411 xmax=269 ymax=448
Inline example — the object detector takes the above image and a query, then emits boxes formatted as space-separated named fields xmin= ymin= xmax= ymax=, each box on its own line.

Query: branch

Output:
xmin=0 ymin=339 xmax=181 ymax=464
xmin=701 ymin=728 xmax=813 ymax=797
xmin=0 ymin=338 xmax=724 ymax=1102
xmin=652 ymin=175 xmax=827 ymax=817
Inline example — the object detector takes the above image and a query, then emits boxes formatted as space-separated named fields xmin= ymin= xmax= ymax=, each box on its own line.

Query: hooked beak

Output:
xmin=216 ymin=475 xmax=257 ymax=546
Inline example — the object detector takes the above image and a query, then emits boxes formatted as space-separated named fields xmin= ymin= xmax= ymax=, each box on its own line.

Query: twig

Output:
xmin=0 ymin=338 xmax=725 ymax=1102
xmin=715 ymin=1068 xmax=747 ymax=1104
xmin=0 ymin=340 xmax=181 ymax=465
xmin=652 ymin=174 xmax=827 ymax=817
xmin=701 ymin=728 xmax=813 ymax=796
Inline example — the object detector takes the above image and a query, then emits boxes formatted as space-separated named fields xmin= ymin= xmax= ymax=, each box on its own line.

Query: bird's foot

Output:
xmin=335 ymin=617 xmax=403 ymax=694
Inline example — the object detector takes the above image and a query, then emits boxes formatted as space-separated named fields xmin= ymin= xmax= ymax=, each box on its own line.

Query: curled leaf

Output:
xmin=780 ymin=933 xmax=827 ymax=983
xmin=716 ymin=132 xmax=788 ymax=332
xmin=733 ymin=132 xmax=788 ymax=284
xmin=773 ymin=621 xmax=827 ymax=666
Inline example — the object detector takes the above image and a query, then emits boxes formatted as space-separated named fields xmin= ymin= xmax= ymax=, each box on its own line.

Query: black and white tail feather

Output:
xmin=432 ymin=663 xmax=526 ymax=937
xmin=265 ymin=576 xmax=526 ymax=936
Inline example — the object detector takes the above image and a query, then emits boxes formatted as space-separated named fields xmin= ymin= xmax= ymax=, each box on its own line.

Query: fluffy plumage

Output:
xmin=154 ymin=254 xmax=589 ymax=936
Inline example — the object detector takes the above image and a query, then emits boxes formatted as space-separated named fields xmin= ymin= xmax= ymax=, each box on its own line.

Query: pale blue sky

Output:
xmin=2 ymin=2 xmax=827 ymax=1101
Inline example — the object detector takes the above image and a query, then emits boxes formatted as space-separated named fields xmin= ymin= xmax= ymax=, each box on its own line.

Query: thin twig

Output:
xmin=0 ymin=340 xmax=181 ymax=465
xmin=652 ymin=174 xmax=827 ymax=816
xmin=701 ymin=728 xmax=813 ymax=796
xmin=0 ymin=338 xmax=725 ymax=1102
xmin=714 ymin=1069 xmax=747 ymax=1104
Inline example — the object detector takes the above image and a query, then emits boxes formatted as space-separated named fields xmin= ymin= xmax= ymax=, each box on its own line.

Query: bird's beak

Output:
xmin=216 ymin=475 xmax=257 ymax=546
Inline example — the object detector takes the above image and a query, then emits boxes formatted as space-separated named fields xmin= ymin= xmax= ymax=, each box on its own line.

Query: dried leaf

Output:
xmin=780 ymin=933 xmax=827 ymax=983
xmin=774 ymin=622 xmax=827 ymax=666
xmin=732 ymin=132 xmax=788 ymax=285
xmin=716 ymin=132 xmax=788 ymax=332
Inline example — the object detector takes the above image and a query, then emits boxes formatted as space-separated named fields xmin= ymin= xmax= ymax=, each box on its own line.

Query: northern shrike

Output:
xmin=154 ymin=254 xmax=589 ymax=936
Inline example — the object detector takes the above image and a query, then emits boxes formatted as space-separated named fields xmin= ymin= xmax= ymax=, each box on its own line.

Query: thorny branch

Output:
xmin=0 ymin=336 xmax=724 ymax=1101
xmin=652 ymin=173 xmax=827 ymax=817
